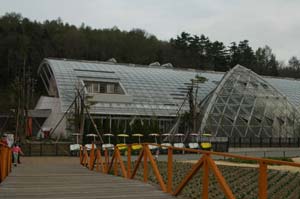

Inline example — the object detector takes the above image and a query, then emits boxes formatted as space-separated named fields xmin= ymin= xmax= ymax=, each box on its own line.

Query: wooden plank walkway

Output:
xmin=0 ymin=157 xmax=175 ymax=199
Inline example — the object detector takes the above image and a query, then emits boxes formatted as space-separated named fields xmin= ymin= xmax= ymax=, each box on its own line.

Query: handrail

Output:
xmin=147 ymin=142 xmax=300 ymax=167
xmin=79 ymin=142 xmax=300 ymax=199
xmin=0 ymin=142 xmax=12 ymax=183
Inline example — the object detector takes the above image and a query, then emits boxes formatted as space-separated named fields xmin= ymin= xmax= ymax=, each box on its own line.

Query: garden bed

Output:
xmin=131 ymin=161 xmax=300 ymax=199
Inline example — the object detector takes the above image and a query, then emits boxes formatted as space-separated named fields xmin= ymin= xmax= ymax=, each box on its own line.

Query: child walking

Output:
xmin=12 ymin=144 xmax=24 ymax=167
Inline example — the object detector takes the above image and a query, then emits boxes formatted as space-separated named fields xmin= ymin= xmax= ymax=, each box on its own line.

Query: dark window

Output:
xmin=84 ymin=81 xmax=124 ymax=94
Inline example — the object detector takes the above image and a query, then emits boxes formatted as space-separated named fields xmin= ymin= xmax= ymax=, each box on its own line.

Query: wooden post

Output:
xmin=127 ymin=144 xmax=131 ymax=178
xmin=4 ymin=147 xmax=8 ymax=180
xmin=84 ymin=149 xmax=89 ymax=167
xmin=143 ymin=145 xmax=148 ymax=182
xmin=96 ymin=149 xmax=102 ymax=172
xmin=89 ymin=143 xmax=95 ymax=170
xmin=79 ymin=146 xmax=83 ymax=165
xmin=130 ymin=149 xmax=144 ymax=179
xmin=202 ymin=155 xmax=209 ymax=199
xmin=173 ymin=156 xmax=204 ymax=196
xmin=206 ymin=156 xmax=235 ymax=199
xmin=0 ymin=146 xmax=4 ymax=182
xmin=115 ymin=148 xmax=127 ymax=178
xmin=0 ymin=146 xmax=8 ymax=182
xmin=100 ymin=149 xmax=105 ymax=173
xmin=144 ymin=146 xmax=167 ymax=192
xmin=7 ymin=148 xmax=11 ymax=173
xmin=259 ymin=161 xmax=267 ymax=199
xmin=167 ymin=147 xmax=173 ymax=193
xmin=114 ymin=158 xmax=118 ymax=176
xmin=105 ymin=148 xmax=109 ymax=173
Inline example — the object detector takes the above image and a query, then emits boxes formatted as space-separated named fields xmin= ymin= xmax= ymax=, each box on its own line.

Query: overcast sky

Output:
xmin=0 ymin=0 xmax=299 ymax=62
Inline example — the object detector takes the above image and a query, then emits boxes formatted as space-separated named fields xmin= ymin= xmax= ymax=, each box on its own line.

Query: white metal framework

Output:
xmin=199 ymin=65 xmax=300 ymax=137
xmin=37 ymin=59 xmax=300 ymax=138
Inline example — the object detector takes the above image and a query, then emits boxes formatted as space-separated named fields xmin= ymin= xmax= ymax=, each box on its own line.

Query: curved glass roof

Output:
xmin=199 ymin=65 xmax=300 ymax=138
xmin=39 ymin=58 xmax=300 ymax=117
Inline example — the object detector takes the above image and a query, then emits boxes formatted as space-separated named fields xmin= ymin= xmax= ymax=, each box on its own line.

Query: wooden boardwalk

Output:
xmin=0 ymin=157 xmax=175 ymax=199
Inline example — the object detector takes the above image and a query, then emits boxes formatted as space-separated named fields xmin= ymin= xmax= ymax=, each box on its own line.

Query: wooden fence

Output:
xmin=80 ymin=143 xmax=300 ymax=199
xmin=0 ymin=142 xmax=12 ymax=183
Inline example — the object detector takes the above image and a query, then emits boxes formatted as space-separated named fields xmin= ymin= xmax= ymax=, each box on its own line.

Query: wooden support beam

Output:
xmin=79 ymin=146 xmax=83 ymax=165
xmin=144 ymin=145 xmax=167 ymax=192
xmin=130 ymin=149 xmax=144 ymax=179
xmin=107 ymin=151 xmax=116 ymax=174
xmin=104 ymin=149 xmax=109 ymax=173
xmin=89 ymin=144 xmax=95 ymax=170
xmin=173 ymin=156 xmax=204 ymax=196
xmin=127 ymin=145 xmax=131 ymax=178
xmin=167 ymin=147 xmax=173 ymax=193
xmin=202 ymin=155 xmax=209 ymax=199
xmin=259 ymin=161 xmax=268 ymax=199
xmin=207 ymin=156 xmax=235 ymax=199
xmin=115 ymin=148 xmax=127 ymax=178
xmin=113 ymin=158 xmax=118 ymax=176
xmin=144 ymin=145 xmax=148 ymax=182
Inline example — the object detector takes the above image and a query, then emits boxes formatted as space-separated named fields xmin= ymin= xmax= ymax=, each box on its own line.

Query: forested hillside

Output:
xmin=0 ymin=12 xmax=300 ymax=110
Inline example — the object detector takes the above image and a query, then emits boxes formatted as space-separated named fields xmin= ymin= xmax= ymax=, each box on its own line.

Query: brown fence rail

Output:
xmin=0 ymin=142 xmax=12 ymax=183
xmin=80 ymin=143 xmax=300 ymax=199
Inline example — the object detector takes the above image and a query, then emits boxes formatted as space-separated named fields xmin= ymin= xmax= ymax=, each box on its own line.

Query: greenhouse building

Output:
xmin=35 ymin=58 xmax=300 ymax=144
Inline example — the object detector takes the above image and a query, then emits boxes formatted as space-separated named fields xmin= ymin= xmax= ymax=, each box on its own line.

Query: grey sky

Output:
xmin=0 ymin=0 xmax=299 ymax=62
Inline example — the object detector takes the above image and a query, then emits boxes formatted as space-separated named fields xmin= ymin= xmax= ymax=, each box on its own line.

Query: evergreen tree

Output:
xmin=255 ymin=46 xmax=278 ymax=76
xmin=229 ymin=40 xmax=256 ymax=69
xmin=0 ymin=12 xmax=296 ymax=112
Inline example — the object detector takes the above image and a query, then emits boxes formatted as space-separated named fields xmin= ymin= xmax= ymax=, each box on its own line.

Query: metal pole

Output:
xmin=77 ymin=90 xmax=103 ymax=143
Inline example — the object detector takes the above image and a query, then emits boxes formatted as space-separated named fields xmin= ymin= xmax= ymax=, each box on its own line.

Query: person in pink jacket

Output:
xmin=12 ymin=144 xmax=24 ymax=166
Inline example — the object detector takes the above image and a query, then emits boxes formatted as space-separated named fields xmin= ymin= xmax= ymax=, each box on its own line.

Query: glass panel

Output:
xmin=107 ymin=84 xmax=115 ymax=94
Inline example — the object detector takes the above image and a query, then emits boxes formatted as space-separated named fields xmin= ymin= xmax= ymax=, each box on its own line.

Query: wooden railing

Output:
xmin=0 ymin=142 xmax=12 ymax=183
xmin=80 ymin=143 xmax=300 ymax=199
